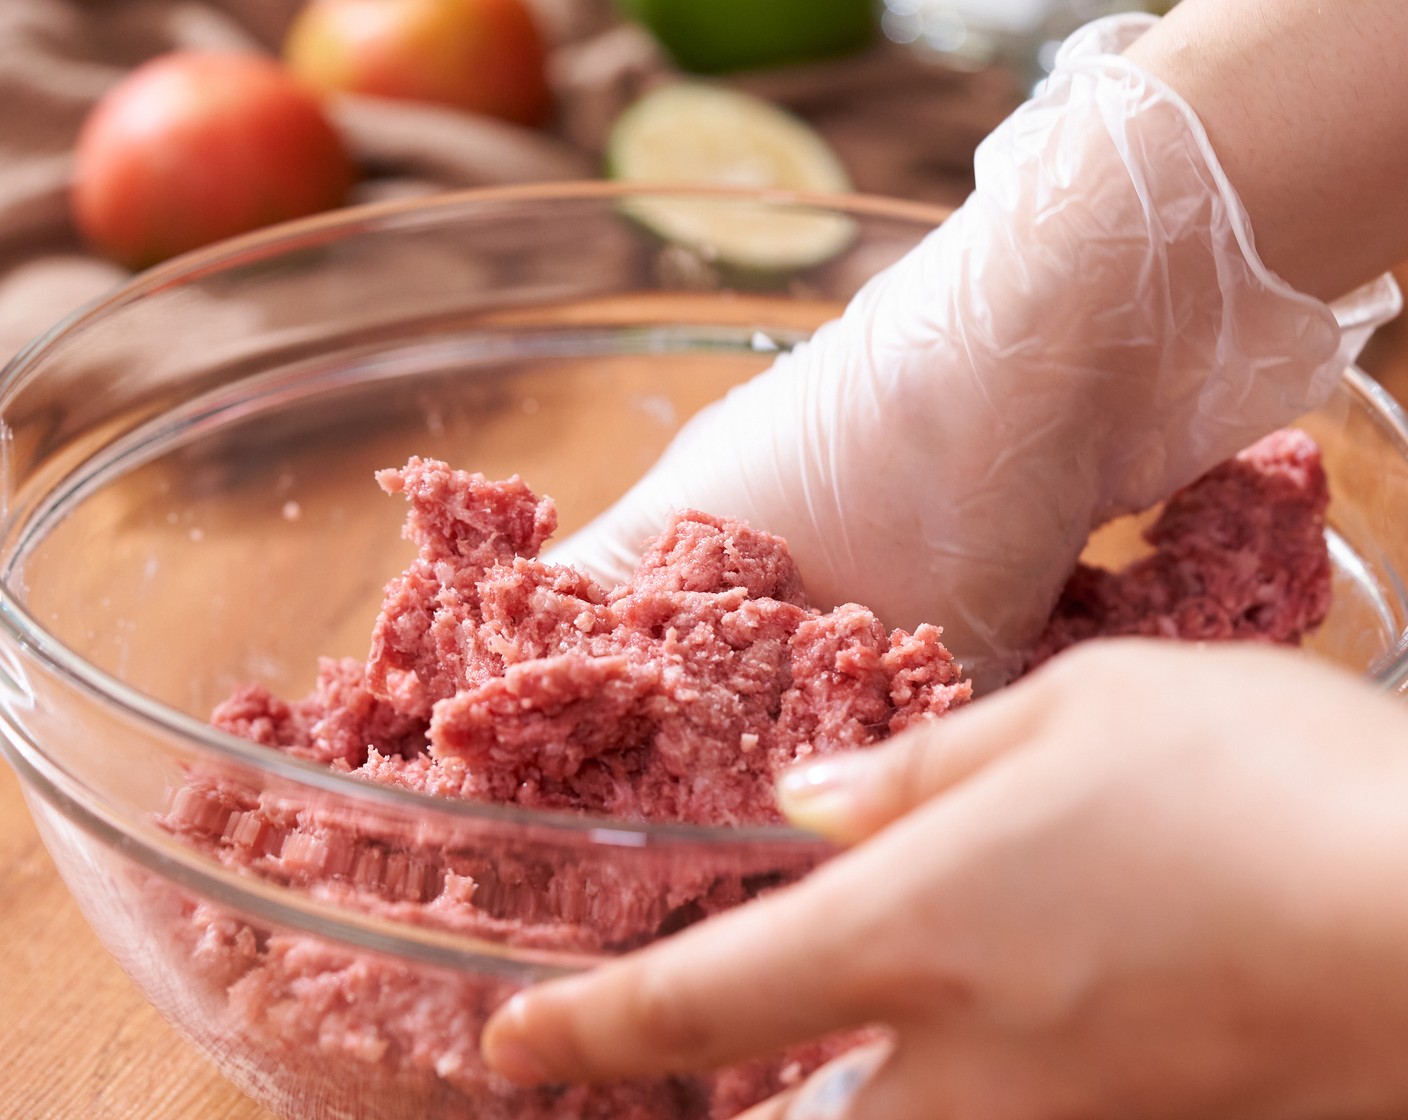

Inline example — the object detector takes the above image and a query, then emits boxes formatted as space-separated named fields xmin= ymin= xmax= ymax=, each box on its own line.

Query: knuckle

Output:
xmin=1031 ymin=638 xmax=1161 ymax=724
xmin=622 ymin=968 xmax=716 ymax=1067
xmin=1036 ymin=637 xmax=1114 ymax=684
xmin=884 ymin=729 xmax=940 ymax=810
xmin=835 ymin=901 xmax=974 ymax=1021
xmin=888 ymin=965 xmax=979 ymax=1022
xmin=524 ymin=989 xmax=597 ymax=1076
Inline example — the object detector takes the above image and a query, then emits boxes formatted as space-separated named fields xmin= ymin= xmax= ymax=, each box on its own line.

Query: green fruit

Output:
xmin=616 ymin=0 xmax=875 ymax=74
xmin=607 ymin=82 xmax=855 ymax=274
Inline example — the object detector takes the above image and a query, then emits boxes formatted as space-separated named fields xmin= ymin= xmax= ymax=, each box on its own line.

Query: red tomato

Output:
xmin=285 ymin=0 xmax=552 ymax=128
xmin=71 ymin=53 xmax=356 ymax=270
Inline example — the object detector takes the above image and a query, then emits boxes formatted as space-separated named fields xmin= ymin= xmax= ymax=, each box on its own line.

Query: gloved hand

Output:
xmin=553 ymin=14 xmax=1400 ymax=690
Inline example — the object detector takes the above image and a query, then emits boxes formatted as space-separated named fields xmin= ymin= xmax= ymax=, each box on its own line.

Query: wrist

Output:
xmin=1123 ymin=0 xmax=1408 ymax=302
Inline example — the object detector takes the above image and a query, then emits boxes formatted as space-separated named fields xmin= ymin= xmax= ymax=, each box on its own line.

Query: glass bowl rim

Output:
xmin=0 ymin=182 xmax=958 ymax=845
xmin=3 ymin=180 xmax=1407 ymax=849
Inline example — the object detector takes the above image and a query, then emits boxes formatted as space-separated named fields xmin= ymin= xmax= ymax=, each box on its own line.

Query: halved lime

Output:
xmin=606 ymin=83 xmax=856 ymax=273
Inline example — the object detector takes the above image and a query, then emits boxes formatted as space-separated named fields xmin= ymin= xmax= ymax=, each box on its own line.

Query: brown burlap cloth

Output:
xmin=0 ymin=0 xmax=1021 ymax=364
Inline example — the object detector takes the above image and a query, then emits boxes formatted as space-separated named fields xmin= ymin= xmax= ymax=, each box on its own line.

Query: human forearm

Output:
xmin=1126 ymin=0 xmax=1408 ymax=301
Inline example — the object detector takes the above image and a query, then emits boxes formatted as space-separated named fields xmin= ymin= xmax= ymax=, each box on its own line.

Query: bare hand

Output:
xmin=483 ymin=641 xmax=1408 ymax=1120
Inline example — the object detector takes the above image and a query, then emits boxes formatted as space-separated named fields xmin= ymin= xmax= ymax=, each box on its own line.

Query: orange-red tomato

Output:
xmin=285 ymin=0 xmax=552 ymax=128
xmin=71 ymin=52 xmax=356 ymax=270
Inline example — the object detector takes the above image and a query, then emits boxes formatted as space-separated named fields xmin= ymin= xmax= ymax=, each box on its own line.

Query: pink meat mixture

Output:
xmin=215 ymin=429 xmax=1330 ymax=828
xmin=162 ymin=427 xmax=1331 ymax=1120
xmin=1028 ymin=428 xmax=1331 ymax=666
xmin=217 ymin=458 xmax=971 ymax=826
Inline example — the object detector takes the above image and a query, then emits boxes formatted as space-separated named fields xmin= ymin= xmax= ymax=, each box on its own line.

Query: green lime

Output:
xmin=607 ymin=83 xmax=855 ymax=274
xmin=616 ymin=0 xmax=875 ymax=74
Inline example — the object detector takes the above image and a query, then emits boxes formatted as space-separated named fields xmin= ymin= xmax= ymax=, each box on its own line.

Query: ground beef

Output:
xmin=1027 ymin=429 xmax=1330 ymax=668
xmin=361 ymin=458 xmax=969 ymax=823
xmin=159 ymin=428 xmax=1331 ymax=1119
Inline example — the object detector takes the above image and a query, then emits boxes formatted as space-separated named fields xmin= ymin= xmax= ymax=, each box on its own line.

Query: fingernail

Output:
xmin=481 ymin=994 xmax=554 ymax=1085
xmin=776 ymin=754 xmax=869 ymax=832
xmin=785 ymin=1042 xmax=891 ymax=1120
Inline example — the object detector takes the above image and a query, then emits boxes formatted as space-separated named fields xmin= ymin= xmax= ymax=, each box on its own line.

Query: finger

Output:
xmin=777 ymin=656 xmax=1059 ymax=844
xmin=482 ymin=844 xmax=911 ymax=1084
xmin=480 ymin=655 xmax=1074 ymax=1085
xmin=543 ymin=507 xmax=644 ymax=589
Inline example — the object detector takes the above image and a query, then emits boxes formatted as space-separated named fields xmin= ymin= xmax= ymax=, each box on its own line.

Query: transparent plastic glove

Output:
xmin=555 ymin=14 xmax=1401 ymax=690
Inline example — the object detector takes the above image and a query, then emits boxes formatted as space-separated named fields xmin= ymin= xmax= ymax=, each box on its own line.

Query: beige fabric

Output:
xmin=0 ymin=0 xmax=1019 ymax=363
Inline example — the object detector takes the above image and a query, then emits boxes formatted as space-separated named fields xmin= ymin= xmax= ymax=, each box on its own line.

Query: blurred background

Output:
xmin=0 ymin=0 xmax=1180 ymax=362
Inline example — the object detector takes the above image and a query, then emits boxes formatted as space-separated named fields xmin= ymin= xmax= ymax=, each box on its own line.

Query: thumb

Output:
xmin=543 ymin=501 xmax=649 ymax=590
xmin=543 ymin=396 xmax=743 ymax=588
xmin=777 ymin=666 xmax=1053 ymax=845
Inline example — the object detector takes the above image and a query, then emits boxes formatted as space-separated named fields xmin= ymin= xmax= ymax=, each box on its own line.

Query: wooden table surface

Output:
xmin=2 ymin=767 xmax=278 ymax=1120
xmin=7 ymin=273 xmax=1408 ymax=1120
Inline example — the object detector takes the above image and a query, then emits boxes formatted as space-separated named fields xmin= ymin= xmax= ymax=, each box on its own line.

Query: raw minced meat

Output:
xmin=1027 ymin=428 xmax=1331 ymax=667
xmin=158 ymin=428 xmax=1331 ymax=1119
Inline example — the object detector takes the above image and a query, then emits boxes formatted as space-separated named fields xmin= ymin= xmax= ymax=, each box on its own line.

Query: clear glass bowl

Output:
xmin=2 ymin=183 xmax=1408 ymax=1120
